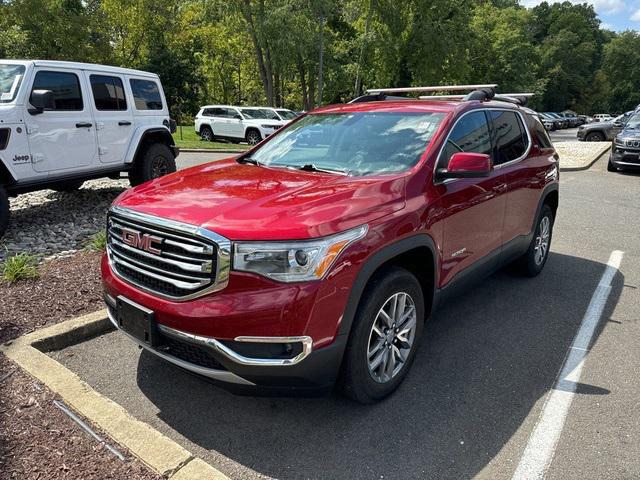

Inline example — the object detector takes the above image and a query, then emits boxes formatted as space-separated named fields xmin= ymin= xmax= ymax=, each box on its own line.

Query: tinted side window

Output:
xmin=90 ymin=75 xmax=127 ymax=111
xmin=129 ymin=79 xmax=163 ymax=110
xmin=490 ymin=111 xmax=528 ymax=164
xmin=225 ymin=108 xmax=240 ymax=119
xmin=439 ymin=111 xmax=491 ymax=169
xmin=530 ymin=115 xmax=553 ymax=149
xmin=31 ymin=71 xmax=83 ymax=111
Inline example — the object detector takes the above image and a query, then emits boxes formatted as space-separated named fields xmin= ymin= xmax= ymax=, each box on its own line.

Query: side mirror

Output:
xmin=29 ymin=90 xmax=55 ymax=115
xmin=437 ymin=152 xmax=493 ymax=179
xmin=233 ymin=114 xmax=242 ymax=120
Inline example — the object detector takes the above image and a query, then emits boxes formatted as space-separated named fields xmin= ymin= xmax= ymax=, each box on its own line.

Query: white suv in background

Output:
xmin=267 ymin=107 xmax=298 ymax=122
xmin=195 ymin=105 xmax=284 ymax=145
xmin=0 ymin=59 xmax=178 ymax=238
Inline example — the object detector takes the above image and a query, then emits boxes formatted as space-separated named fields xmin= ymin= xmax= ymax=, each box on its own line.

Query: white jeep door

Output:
xmin=26 ymin=68 xmax=97 ymax=173
xmin=86 ymin=72 xmax=133 ymax=164
xmin=225 ymin=107 xmax=245 ymax=139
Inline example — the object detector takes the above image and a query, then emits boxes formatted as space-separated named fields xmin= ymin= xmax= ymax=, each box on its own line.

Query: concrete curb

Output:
xmin=178 ymin=148 xmax=244 ymax=154
xmin=1 ymin=311 xmax=229 ymax=480
xmin=559 ymin=145 xmax=611 ymax=172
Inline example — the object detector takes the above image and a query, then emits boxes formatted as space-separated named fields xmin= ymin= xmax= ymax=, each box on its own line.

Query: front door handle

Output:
xmin=118 ymin=121 xmax=132 ymax=126
xmin=76 ymin=122 xmax=93 ymax=128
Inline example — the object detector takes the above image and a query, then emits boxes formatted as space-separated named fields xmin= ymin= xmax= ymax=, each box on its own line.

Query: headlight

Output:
xmin=261 ymin=124 xmax=275 ymax=129
xmin=233 ymin=225 xmax=368 ymax=282
xmin=614 ymin=137 xmax=624 ymax=145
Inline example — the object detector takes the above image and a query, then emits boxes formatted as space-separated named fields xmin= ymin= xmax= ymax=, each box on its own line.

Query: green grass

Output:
xmin=1 ymin=252 xmax=39 ymax=283
xmin=86 ymin=230 xmax=107 ymax=251
xmin=172 ymin=126 xmax=249 ymax=152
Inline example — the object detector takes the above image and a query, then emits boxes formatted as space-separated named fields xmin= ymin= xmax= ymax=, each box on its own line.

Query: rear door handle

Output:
xmin=118 ymin=121 xmax=132 ymax=126
xmin=75 ymin=122 xmax=92 ymax=128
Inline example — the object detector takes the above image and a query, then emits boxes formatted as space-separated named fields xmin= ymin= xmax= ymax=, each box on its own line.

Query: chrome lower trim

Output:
xmin=159 ymin=325 xmax=313 ymax=367
xmin=106 ymin=308 xmax=254 ymax=386
xmin=613 ymin=160 xmax=640 ymax=166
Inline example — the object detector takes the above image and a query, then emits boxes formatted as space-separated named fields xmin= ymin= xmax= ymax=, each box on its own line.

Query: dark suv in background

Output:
xmin=609 ymin=112 xmax=640 ymax=172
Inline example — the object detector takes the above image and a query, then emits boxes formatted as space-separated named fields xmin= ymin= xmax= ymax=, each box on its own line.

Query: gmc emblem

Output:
xmin=121 ymin=227 xmax=163 ymax=255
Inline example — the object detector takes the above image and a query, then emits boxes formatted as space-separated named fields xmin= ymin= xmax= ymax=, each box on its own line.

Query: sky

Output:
xmin=521 ymin=0 xmax=640 ymax=31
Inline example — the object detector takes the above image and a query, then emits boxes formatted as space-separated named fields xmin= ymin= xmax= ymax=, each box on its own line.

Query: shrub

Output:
xmin=1 ymin=252 xmax=39 ymax=283
xmin=87 ymin=230 xmax=107 ymax=251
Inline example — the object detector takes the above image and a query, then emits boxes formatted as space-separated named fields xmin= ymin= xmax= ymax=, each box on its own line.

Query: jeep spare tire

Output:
xmin=129 ymin=144 xmax=176 ymax=187
xmin=0 ymin=185 xmax=10 ymax=238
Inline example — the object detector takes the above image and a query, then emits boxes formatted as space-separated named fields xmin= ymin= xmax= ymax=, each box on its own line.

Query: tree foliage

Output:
xmin=0 ymin=0 xmax=637 ymax=116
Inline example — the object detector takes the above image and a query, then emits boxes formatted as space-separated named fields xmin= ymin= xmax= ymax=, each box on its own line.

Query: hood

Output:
xmin=0 ymin=104 xmax=23 ymax=124
xmin=114 ymin=159 xmax=406 ymax=240
xmin=583 ymin=121 xmax=611 ymax=129
xmin=619 ymin=128 xmax=640 ymax=139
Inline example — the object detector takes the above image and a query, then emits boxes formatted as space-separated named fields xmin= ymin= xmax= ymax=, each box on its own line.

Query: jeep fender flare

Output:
xmin=125 ymin=126 xmax=175 ymax=164
xmin=338 ymin=234 xmax=439 ymax=338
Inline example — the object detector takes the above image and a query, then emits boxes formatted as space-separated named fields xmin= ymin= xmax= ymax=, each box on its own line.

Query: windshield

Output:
xmin=241 ymin=108 xmax=280 ymax=120
xmin=625 ymin=114 xmax=640 ymax=130
xmin=276 ymin=109 xmax=297 ymax=120
xmin=0 ymin=64 xmax=25 ymax=103
xmin=249 ymin=111 xmax=445 ymax=176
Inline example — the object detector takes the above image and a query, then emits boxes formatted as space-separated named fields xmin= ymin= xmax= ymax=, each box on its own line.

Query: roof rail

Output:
xmin=418 ymin=92 xmax=534 ymax=106
xmin=365 ymin=84 xmax=497 ymax=95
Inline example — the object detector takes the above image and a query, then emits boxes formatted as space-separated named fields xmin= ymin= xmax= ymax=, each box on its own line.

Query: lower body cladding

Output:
xmin=103 ymin=293 xmax=347 ymax=396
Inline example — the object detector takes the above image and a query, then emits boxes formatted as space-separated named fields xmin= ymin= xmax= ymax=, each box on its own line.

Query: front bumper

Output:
xmin=104 ymin=296 xmax=346 ymax=394
xmin=611 ymin=146 xmax=640 ymax=168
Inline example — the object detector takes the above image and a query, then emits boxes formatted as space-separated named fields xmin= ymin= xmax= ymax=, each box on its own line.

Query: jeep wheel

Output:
xmin=339 ymin=266 xmax=424 ymax=404
xmin=607 ymin=157 xmax=617 ymax=172
xmin=200 ymin=126 xmax=214 ymax=142
xmin=585 ymin=131 xmax=604 ymax=142
xmin=246 ymin=129 xmax=262 ymax=146
xmin=52 ymin=180 xmax=84 ymax=193
xmin=0 ymin=185 xmax=9 ymax=238
xmin=129 ymin=144 xmax=176 ymax=187
xmin=512 ymin=204 xmax=554 ymax=277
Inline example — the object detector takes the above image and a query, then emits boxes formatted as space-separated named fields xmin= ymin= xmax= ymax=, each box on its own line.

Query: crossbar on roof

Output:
xmin=366 ymin=84 xmax=498 ymax=94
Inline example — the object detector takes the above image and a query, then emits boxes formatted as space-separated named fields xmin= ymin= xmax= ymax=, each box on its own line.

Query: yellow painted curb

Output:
xmin=1 ymin=311 xmax=229 ymax=480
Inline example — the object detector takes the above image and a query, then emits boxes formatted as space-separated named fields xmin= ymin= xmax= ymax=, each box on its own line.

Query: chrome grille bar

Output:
xmin=106 ymin=206 xmax=231 ymax=301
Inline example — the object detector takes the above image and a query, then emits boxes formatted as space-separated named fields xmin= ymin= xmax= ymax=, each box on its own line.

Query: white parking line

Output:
xmin=512 ymin=250 xmax=624 ymax=480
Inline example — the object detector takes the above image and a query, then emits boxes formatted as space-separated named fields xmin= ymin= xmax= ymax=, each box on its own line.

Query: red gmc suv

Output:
xmin=102 ymin=86 xmax=559 ymax=404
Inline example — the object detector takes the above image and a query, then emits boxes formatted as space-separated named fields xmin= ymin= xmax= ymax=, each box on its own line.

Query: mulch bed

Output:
xmin=0 ymin=251 xmax=105 ymax=345
xmin=0 ymin=251 xmax=159 ymax=479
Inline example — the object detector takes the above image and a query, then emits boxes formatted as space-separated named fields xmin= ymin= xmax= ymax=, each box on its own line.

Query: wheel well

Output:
xmin=544 ymin=189 xmax=559 ymax=217
xmin=370 ymin=247 xmax=436 ymax=317
xmin=587 ymin=130 xmax=604 ymax=137
xmin=199 ymin=124 xmax=212 ymax=134
xmin=133 ymin=129 xmax=175 ymax=164
xmin=245 ymin=127 xmax=261 ymax=138
xmin=0 ymin=161 xmax=15 ymax=186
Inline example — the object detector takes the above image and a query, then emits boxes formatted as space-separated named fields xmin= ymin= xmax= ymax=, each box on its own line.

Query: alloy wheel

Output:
xmin=534 ymin=216 xmax=550 ymax=265
xmin=367 ymin=292 xmax=417 ymax=384
xmin=201 ymin=129 xmax=213 ymax=141
xmin=151 ymin=156 xmax=169 ymax=179
xmin=247 ymin=131 xmax=261 ymax=145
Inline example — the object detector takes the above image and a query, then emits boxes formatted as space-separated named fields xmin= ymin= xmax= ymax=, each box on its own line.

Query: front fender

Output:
xmin=124 ymin=126 xmax=174 ymax=164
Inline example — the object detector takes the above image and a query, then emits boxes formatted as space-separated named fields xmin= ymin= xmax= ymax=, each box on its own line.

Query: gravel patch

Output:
xmin=555 ymin=141 xmax=610 ymax=169
xmin=0 ymin=179 xmax=127 ymax=263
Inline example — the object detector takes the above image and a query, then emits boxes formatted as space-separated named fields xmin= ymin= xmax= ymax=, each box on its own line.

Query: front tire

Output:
xmin=129 ymin=143 xmax=176 ymax=187
xmin=512 ymin=204 xmax=554 ymax=277
xmin=0 ymin=185 xmax=9 ymax=238
xmin=339 ymin=267 xmax=424 ymax=404
xmin=607 ymin=157 xmax=617 ymax=172
xmin=246 ymin=129 xmax=262 ymax=146
xmin=585 ymin=132 xmax=604 ymax=142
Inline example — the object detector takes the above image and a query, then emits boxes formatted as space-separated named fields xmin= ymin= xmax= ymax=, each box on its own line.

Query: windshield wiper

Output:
xmin=236 ymin=155 xmax=261 ymax=166
xmin=298 ymin=164 xmax=349 ymax=175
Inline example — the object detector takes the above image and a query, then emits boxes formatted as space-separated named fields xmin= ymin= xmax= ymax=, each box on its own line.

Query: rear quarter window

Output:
xmin=129 ymin=79 xmax=163 ymax=110
xmin=490 ymin=110 xmax=529 ymax=164
xmin=529 ymin=115 xmax=553 ymax=149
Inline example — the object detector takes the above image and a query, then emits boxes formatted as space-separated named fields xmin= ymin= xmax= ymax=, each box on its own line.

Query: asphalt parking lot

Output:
xmin=51 ymin=155 xmax=639 ymax=480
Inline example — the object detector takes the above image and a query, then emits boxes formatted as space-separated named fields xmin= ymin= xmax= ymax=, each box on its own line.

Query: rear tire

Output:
xmin=339 ymin=266 xmax=424 ymax=404
xmin=200 ymin=125 xmax=214 ymax=142
xmin=0 ymin=185 xmax=9 ymax=238
xmin=585 ymin=131 xmax=604 ymax=142
xmin=129 ymin=143 xmax=176 ymax=187
xmin=52 ymin=180 xmax=84 ymax=192
xmin=512 ymin=204 xmax=554 ymax=277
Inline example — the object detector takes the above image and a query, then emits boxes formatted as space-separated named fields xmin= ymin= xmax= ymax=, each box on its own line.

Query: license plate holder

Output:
xmin=116 ymin=296 xmax=159 ymax=347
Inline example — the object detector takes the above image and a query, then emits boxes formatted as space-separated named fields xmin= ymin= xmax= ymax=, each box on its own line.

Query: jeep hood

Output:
xmin=114 ymin=159 xmax=406 ymax=240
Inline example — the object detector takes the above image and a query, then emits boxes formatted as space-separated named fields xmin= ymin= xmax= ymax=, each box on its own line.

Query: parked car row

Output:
xmin=194 ymin=105 xmax=300 ymax=145
xmin=538 ymin=112 xmax=585 ymax=131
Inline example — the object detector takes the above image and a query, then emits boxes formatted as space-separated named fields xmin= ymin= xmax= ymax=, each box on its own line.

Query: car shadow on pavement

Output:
xmin=135 ymin=252 xmax=623 ymax=480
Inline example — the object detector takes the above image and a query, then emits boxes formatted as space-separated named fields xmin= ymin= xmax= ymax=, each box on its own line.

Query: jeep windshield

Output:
xmin=0 ymin=64 xmax=25 ymax=103
xmin=248 ymin=111 xmax=445 ymax=176
xmin=625 ymin=114 xmax=640 ymax=130
xmin=241 ymin=108 xmax=280 ymax=120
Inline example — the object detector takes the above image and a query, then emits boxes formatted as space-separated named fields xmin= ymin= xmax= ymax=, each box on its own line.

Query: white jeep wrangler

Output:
xmin=0 ymin=59 xmax=179 ymax=238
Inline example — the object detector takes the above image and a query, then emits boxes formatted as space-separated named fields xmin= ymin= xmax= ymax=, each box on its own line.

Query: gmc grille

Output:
xmin=106 ymin=207 xmax=230 ymax=300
